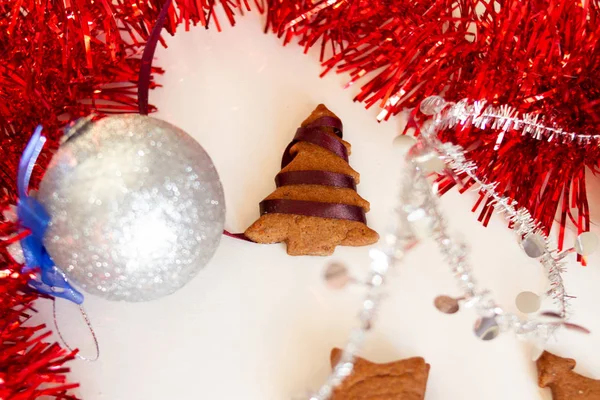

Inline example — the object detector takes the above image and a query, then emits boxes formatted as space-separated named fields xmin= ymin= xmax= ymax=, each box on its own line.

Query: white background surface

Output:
xmin=40 ymin=12 xmax=600 ymax=400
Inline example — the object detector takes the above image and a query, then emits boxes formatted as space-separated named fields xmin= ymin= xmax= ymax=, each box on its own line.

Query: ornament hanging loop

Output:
xmin=53 ymin=299 xmax=100 ymax=362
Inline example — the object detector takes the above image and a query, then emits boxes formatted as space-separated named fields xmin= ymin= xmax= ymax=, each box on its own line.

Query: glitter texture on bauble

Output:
xmin=37 ymin=115 xmax=225 ymax=302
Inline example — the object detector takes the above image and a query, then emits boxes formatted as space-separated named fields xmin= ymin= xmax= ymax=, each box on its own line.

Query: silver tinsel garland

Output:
xmin=309 ymin=96 xmax=593 ymax=400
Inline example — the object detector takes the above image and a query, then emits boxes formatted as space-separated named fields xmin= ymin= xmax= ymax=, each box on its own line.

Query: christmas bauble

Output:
xmin=38 ymin=115 xmax=225 ymax=302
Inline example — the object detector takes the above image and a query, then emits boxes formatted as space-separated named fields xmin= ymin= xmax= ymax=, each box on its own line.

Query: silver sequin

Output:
xmin=575 ymin=231 xmax=599 ymax=256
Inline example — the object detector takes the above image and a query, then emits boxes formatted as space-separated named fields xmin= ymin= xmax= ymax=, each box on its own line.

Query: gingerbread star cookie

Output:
xmin=329 ymin=348 xmax=430 ymax=399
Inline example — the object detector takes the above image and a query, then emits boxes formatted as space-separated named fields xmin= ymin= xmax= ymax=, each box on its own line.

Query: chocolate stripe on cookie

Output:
xmin=281 ymin=116 xmax=345 ymax=168
xmin=295 ymin=127 xmax=349 ymax=159
xmin=275 ymin=171 xmax=356 ymax=190
xmin=306 ymin=116 xmax=343 ymax=138
xmin=281 ymin=127 xmax=348 ymax=168
xmin=260 ymin=199 xmax=366 ymax=223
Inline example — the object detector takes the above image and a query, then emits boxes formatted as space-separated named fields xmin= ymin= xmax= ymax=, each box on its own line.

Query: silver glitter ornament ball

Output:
xmin=38 ymin=115 xmax=226 ymax=302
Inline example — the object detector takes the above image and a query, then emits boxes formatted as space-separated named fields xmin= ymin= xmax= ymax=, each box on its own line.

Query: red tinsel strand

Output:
xmin=0 ymin=1 xmax=164 ymax=196
xmin=0 ymin=196 xmax=79 ymax=399
xmin=275 ymin=0 xmax=600 ymax=130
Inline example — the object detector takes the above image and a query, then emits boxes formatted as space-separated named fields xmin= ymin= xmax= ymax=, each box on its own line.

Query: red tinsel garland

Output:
xmin=0 ymin=280 xmax=79 ymax=399
xmin=0 ymin=194 xmax=79 ymax=398
xmin=275 ymin=0 xmax=600 ymax=247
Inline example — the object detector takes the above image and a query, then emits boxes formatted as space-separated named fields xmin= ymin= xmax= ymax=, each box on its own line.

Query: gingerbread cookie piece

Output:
xmin=329 ymin=348 xmax=430 ymax=400
xmin=537 ymin=351 xmax=600 ymax=399
xmin=245 ymin=104 xmax=378 ymax=256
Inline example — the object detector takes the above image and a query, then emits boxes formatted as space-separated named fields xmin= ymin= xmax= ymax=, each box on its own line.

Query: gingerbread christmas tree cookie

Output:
xmin=244 ymin=104 xmax=378 ymax=256
xmin=329 ymin=348 xmax=430 ymax=399
xmin=537 ymin=351 xmax=600 ymax=399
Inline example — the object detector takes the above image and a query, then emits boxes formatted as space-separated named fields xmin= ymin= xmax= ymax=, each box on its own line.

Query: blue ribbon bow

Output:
xmin=17 ymin=126 xmax=84 ymax=304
